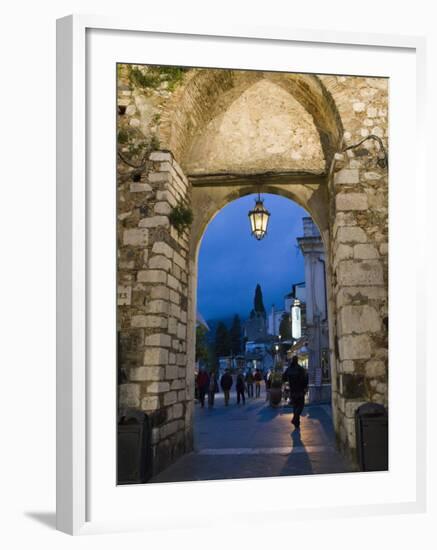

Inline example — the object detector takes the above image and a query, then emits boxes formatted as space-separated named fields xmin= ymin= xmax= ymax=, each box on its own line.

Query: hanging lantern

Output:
xmin=248 ymin=193 xmax=270 ymax=240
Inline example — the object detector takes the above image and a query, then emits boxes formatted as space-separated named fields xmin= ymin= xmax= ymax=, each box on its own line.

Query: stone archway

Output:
xmin=117 ymin=66 xmax=388 ymax=475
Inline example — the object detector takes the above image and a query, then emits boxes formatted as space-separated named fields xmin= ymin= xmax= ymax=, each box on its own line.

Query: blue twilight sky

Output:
xmin=197 ymin=193 xmax=308 ymax=322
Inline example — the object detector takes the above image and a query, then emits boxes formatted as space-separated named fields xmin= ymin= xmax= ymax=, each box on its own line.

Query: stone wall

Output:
xmin=117 ymin=150 xmax=194 ymax=474
xmin=325 ymin=76 xmax=389 ymax=459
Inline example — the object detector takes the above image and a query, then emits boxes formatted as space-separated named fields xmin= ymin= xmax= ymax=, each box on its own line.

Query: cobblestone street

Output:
xmin=151 ymin=391 xmax=354 ymax=483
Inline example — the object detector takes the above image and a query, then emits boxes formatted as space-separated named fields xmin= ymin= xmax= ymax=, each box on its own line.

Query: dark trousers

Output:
xmin=237 ymin=389 xmax=245 ymax=404
xmin=208 ymin=390 xmax=215 ymax=407
xmin=247 ymin=383 xmax=254 ymax=398
xmin=255 ymin=383 xmax=261 ymax=398
xmin=199 ymin=388 xmax=207 ymax=407
xmin=223 ymin=389 xmax=230 ymax=406
xmin=291 ymin=393 xmax=305 ymax=426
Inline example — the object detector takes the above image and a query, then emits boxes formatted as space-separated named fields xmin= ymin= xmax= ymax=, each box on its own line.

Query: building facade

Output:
xmin=297 ymin=217 xmax=331 ymax=403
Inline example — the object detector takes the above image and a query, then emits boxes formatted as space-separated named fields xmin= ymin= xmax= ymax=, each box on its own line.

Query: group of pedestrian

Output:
xmin=195 ymin=367 xmax=265 ymax=408
xmin=195 ymin=356 xmax=309 ymax=430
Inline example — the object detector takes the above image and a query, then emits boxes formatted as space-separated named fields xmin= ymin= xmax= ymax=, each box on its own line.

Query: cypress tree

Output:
xmin=254 ymin=283 xmax=266 ymax=319
xmin=215 ymin=321 xmax=231 ymax=357
xmin=230 ymin=314 xmax=242 ymax=355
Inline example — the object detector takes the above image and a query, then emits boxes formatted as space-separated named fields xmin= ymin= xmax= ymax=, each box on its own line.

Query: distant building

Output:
xmin=295 ymin=217 xmax=331 ymax=403
xmin=268 ymin=304 xmax=284 ymax=336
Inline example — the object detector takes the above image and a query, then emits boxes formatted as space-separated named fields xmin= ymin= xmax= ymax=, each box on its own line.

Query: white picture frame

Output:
xmin=56 ymin=14 xmax=427 ymax=535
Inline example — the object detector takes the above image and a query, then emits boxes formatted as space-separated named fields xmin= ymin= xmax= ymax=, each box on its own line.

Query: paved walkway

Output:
xmin=151 ymin=391 xmax=353 ymax=483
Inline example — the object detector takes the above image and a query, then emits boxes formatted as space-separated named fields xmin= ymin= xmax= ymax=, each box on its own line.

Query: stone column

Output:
xmin=117 ymin=150 xmax=193 ymax=474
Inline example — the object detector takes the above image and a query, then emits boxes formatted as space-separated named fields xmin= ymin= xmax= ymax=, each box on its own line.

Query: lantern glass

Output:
xmin=248 ymin=198 xmax=270 ymax=240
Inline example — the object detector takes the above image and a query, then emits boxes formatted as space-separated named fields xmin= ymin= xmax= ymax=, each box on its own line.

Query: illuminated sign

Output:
xmin=291 ymin=300 xmax=301 ymax=339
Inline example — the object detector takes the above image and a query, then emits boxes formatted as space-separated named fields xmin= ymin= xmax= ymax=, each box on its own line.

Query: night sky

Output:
xmin=197 ymin=193 xmax=308 ymax=322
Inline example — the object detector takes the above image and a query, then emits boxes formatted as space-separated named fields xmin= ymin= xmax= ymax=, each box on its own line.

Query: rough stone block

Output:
xmin=353 ymin=244 xmax=379 ymax=260
xmin=353 ymin=102 xmax=366 ymax=112
xmin=138 ymin=216 xmax=169 ymax=228
xmin=339 ymin=334 xmax=372 ymax=360
xmin=140 ymin=315 xmax=167 ymax=329
xmin=147 ymin=381 xmax=170 ymax=393
xmin=334 ymin=169 xmax=360 ymax=185
xmin=365 ymin=360 xmax=386 ymax=378
xmin=164 ymin=391 xmax=177 ymax=406
xmin=172 ymin=403 xmax=184 ymax=419
xmin=167 ymin=274 xmax=181 ymax=291
xmin=119 ymin=383 xmax=140 ymax=407
xmin=148 ymin=172 xmax=170 ymax=183
xmin=177 ymin=353 xmax=186 ymax=366
xmin=168 ymin=317 xmax=177 ymax=335
xmin=146 ymin=300 xmax=169 ymax=315
xmin=337 ymin=260 xmax=384 ymax=286
xmin=169 ymin=290 xmax=180 ymax=304
xmin=165 ymin=365 xmax=179 ymax=380
xmin=123 ymin=228 xmax=148 ymax=247
xmin=177 ymin=324 xmax=187 ymax=340
xmin=154 ymin=202 xmax=172 ymax=215
xmin=149 ymin=151 xmax=173 ymax=162
xmin=130 ymin=183 xmax=152 ymax=193
xmin=335 ymin=244 xmax=353 ymax=263
xmin=130 ymin=366 xmax=164 ymax=381
xmin=130 ymin=315 xmax=148 ymax=328
xmin=141 ymin=396 xmax=160 ymax=411
xmin=145 ymin=333 xmax=172 ymax=347
xmin=336 ymin=193 xmax=368 ymax=211
xmin=173 ymin=251 xmax=186 ymax=269
xmin=338 ymin=305 xmax=381 ymax=334
xmin=336 ymin=226 xmax=367 ymax=244
xmin=152 ymin=241 xmax=174 ymax=259
xmin=149 ymin=255 xmax=172 ymax=271
xmin=144 ymin=347 xmax=169 ymax=365
xmin=137 ymin=270 xmax=167 ymax=284
xmin=150 ymin=285 xmax=170 ymax=300
xmin=171 ymin=379 xmax=185 ymax=390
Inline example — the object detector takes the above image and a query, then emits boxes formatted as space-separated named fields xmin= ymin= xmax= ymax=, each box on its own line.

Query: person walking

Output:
xmin=220 ymin=369 xmax=233 ymax=406
xmin=245 ymin=369 xmax=254 ymax=398
xmin=208 ymin=370 xmax=218 ymax=408
xmin=236 ymin=371 xmax=246 ymax=405
xmin=254 ymin=368 xmax=263 ymax=398
xmin=285 ymin=356 xmax=309 ymax=429
xmin=196 ymin=367 xmax=209 ymax=408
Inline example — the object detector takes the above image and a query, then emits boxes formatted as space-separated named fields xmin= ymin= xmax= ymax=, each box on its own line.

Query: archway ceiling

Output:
xmin=184 ymin=78 xmax=325 ymax=176
xmin=160 ymin=69 xmax=343 ymax=177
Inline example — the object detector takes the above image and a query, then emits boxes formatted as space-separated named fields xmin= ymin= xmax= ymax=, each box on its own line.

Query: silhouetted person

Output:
xmin=285 ymin=356 xmax=308 ymax=428
xmin=220 ymin=369 xmax=233 ymax=406
xmin=254 ymin=369 xmax=263 ymax=398
xmin=208 ymin=371 xmax=218 ymax=408
xmin=197 ymin=368 xmax=209 ymax=408
xmin=246 ymin=370 xmax=254 ymax=398
xmin=236 ymin=371 xmax=246 ymax=405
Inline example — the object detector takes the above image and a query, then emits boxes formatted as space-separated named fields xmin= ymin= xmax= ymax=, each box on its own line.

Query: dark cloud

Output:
xmin=197 ymin=193 xmax=308 ymax=320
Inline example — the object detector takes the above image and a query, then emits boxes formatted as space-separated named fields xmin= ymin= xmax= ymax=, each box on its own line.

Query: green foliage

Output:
xmin=279 ymin=313 xmax=292 ymax=341
xmin=129 ymin=67 xmax=161 ymax=89
xmin=254 ymin=284 xmax=266 ymax=318
xmin=169 ymin=203 xmax=193 ymax=236
xmin=127 ymin=65 xmax=188 ymax=92
xmin=214 ymin=322 xmax=231 ymax=358
xmin=117 ymin=129 xmax=130 ymax=144
xmin=230 ymin=314 xmax=242 ymax=355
